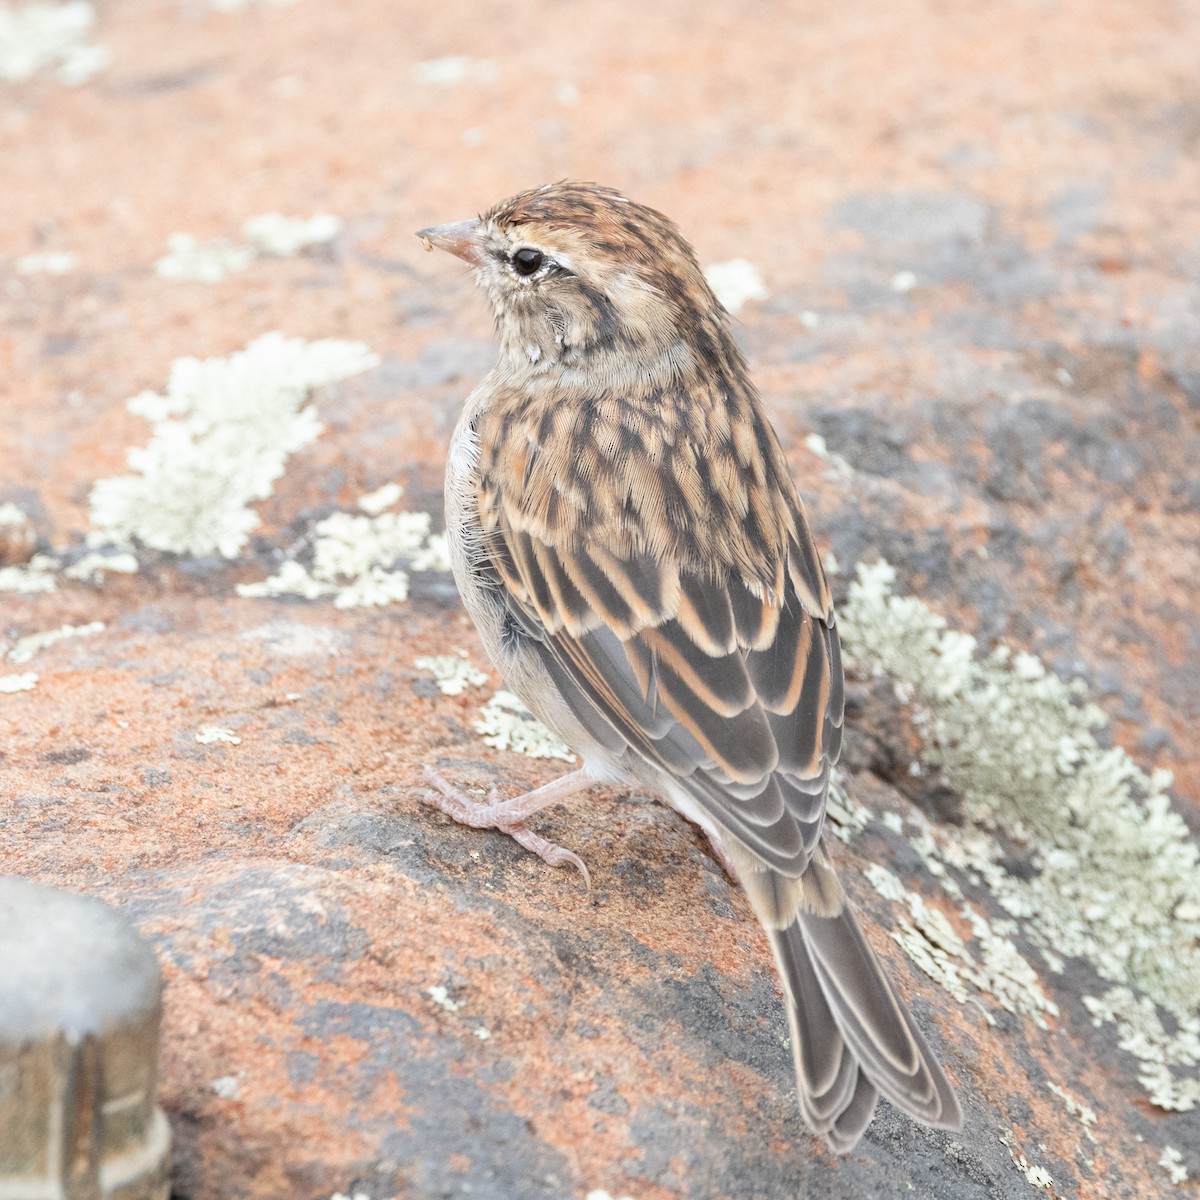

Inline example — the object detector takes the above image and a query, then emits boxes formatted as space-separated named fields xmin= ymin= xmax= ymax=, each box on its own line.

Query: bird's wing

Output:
xmin=471 ymin=385 xmax=962 ymax=1149
xmin=478 ymin=482 xmax=843 ymax=885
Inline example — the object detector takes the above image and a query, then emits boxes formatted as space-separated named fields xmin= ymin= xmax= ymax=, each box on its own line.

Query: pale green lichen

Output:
xmin=0 ymin=1 xmax=109 ymax=84
xmin=864 ymin=861 xmax=1057 ymax=1027
xmin=237 ymin=486 xmax=447 ymax=608
xmin=415 ymin=652 xmax=489 ymax=696
xmin=704 ymin=259 xmax=767 ymax=315
xmin=88 ymin=333 xmax=378 ymax=558
xmin=474 ymin=691 xmax=574 ymax=761
xmin=1081 ymin=989 xmax=1200 ymax=1112
xmin=840 ymin=559 xmax=1200 ymax=1112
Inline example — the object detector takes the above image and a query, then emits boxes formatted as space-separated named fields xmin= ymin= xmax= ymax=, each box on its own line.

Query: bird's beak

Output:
xmin=415 ymin=218 xmax=485 ymax=266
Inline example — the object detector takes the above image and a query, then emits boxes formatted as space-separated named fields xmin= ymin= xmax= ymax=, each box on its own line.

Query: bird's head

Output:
xmin=417 ymin=181 xmax=736 ymax=386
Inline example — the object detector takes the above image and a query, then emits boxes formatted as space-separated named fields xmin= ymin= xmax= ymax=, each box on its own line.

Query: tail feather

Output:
xmin=765 ymin=900 xmax=962 ymax=1151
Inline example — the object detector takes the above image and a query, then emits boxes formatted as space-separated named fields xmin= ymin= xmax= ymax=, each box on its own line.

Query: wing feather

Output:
xmin=484 ymin=520 xmax=838 ymax=879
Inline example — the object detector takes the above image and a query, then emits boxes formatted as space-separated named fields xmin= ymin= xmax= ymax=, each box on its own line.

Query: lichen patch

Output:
xmin=474 ymin=690 xmax=574 ymax=761
xmin=0 ymin=1 xmax=109 ymax=84
xmin=840 ymin=559 xmax=1200 ymax=1113
xmin=237 ymin=486 xmax=447 ymax=609
xmin=88 ymin=333 xmax=378 ymax=558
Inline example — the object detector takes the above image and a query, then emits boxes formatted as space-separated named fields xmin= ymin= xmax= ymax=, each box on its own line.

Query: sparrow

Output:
xmin=416 ymin=181 xmax=963 ymax=1152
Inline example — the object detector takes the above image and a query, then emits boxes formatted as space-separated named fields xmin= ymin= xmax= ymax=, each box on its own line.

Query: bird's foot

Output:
xmin=422 ymin=766 xmax=592 ymax=888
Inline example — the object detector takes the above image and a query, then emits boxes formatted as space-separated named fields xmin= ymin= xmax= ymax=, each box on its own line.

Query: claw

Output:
xmin=419 ymin=765 xmax=593 ymax=889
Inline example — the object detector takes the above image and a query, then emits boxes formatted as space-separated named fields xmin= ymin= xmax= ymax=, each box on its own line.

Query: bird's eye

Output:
xmin=512 ymin=248 xmax=544 ymax=276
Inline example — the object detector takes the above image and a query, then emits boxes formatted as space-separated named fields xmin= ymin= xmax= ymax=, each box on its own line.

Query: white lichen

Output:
xmin=209 ymin=1075 xmax=240 ymax=1099
xmin=7 ymin=621 xmax=103 ymax=664
xmin=1046 ymin=1081 xmax=1097 ymax=1135
xmin=704 ymin=259 xmax=767 ymax=314
xmin=88 ymin=333 xmax=378 ymax=558
xmin=998 ymin=1130 xmax=1054 ymax=1192
xmin=825 ymin=767 xmax=871 ymax=841
xmin=1024 ymin=1164 xmax=1053 ymax=1190
xmin=415 ymin=651 xmax=489 ymax=696
xmin=155 ymin=214 xmax=337 ymax=282
xmin=0 ymin=672 xmax=37 ymax=693
xmin=0 ymin=1 xmax=109 ymax=84
xmin=357 ymin=482 xmax=403 ymax=516
xmin=1159 ymin=1145 xmax=1188 ymax=1184
xmin=412 ymin=55 xmax=497 ymax=85
xmin=802 ymin=432 xmax=854 ymax=478
xmin=0 ymin=552 xmax=58 ymax=592
xmin=211 ymin=0 xmax=299 ymax=11
xmin=15 ymin=250 xmax=76 ymax=274
xmin=154 ymin=234 xmax=256 ymax=283
xmin=474 ymin=690 xmax=574 ymax=761
xmin=242 ymin=213 xmax=341 ymax=256
xmin=196 ymin=727 xmax=241 ymax=745
xmin=63 ymin=550 xmax=139 ymax=582
xmin=840 ymin=559 xmax=1200 ymax=1111
xmin=238 ymin=485 xmax=446 ymax=608
xmin=410 ymin=529 xmax=451 ymax=573
xmin=426 ymin=985 xmax=461 ymax=1013
xmin=306 ymin=511 xmax=426 ymax=607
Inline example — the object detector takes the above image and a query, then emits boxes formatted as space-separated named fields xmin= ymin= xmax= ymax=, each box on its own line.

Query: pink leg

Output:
xmin=422 ymin=766 xmax=594 ymax=888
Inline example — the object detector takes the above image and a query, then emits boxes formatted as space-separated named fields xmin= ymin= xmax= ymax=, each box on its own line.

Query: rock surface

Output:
xmin=3 ymin=1 xmax=1198 ymax=1198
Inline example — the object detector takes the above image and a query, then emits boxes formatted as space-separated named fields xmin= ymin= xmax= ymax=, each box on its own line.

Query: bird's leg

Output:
xmin=422 ymin=766 xmax=594 ymax=887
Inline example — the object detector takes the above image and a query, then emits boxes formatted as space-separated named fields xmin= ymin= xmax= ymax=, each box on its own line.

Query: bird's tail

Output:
xmin=747 ymin=854 xmax=963 ymax=1152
